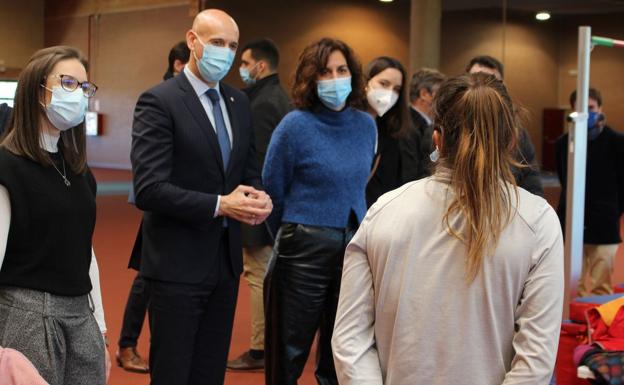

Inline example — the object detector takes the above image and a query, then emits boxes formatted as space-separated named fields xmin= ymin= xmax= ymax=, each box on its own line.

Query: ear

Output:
xmin=419 ymin=88 xmax=431 ymax=101
xmin=186 ymin=30 xmax=196 ymax=51
xmin=432 ymin=129 xmax=443 ymax=153
xmin=257 ymin=60 xmax=267 ymax=75
xmin=173 ymin=59 xmax=185 ymax=73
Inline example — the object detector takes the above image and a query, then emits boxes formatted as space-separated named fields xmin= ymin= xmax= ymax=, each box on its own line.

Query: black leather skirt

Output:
xmin=264 ymin=221 xmax=356 ymax=385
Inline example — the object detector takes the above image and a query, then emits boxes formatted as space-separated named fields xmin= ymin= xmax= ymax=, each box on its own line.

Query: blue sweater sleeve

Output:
xmin=262 ymin=113 xmax=296 ymax=232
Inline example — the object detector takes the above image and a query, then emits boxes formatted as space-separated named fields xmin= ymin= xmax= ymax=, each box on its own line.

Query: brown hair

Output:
xmin=1 ymin=46 xmax=89 ymax=174
xmin=291 ymin=38 xmax=365 ymax=110
xmin=365 ymin=56 xmax=410 ymax=138
xmin=569 ymin=87 xmax=602 ymax=108
xmin=465 ymin=55 xmax=504 ymax=79
xmin=433 ymin=73 xmax=519 ymax=281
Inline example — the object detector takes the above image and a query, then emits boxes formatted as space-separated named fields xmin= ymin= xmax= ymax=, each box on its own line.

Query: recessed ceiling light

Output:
xmin=536 ymin=11 xmax=551 ymax=21
xmin=380 ymin=0 xmax=393 ymax=2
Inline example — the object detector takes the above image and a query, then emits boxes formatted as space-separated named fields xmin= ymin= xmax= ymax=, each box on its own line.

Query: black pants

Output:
xmin=147 ymin=233 xmax=239 ymax=385
xmin=118 ymin=274 xmax=149 ymax=348
xmin=264 ymin=222 xmax=355 ymax=385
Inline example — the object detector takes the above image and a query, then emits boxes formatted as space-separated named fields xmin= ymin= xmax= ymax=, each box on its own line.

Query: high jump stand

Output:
xmin=564 ymin=27 xmax=624 ymax=318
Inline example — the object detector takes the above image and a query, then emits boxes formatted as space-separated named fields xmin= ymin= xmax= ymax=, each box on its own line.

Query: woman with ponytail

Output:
xmin=332 ymin=73 xmax=564 ymax=385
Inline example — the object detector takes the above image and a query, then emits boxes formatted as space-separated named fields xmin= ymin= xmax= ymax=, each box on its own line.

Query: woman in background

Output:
xmin=0 ymin=46 xmax=109 ymax=385
xmin=363 ymin=56 xmax=412 ymax=207
xmin=262 ymin=38 xmax=376 ymax=385
xmin=163 ymin=40 xmax=190 ymax=80
xmin=332 ymin=73 xmax=564 ymax=385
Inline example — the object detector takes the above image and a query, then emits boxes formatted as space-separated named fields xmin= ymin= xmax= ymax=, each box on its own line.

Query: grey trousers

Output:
xmin=0 ymin=286 xmax=105 ymax=385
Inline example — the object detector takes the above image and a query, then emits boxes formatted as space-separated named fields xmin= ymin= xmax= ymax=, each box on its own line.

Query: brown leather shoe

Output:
xmin=226 ymin=351 xmax=264 ymax=371
xmin=116 ymin=347 xmax=149 ymax=374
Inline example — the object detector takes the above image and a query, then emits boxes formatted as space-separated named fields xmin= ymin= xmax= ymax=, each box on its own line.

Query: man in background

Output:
xmin=556 ymin=87 xmax=624 ymax=296
xmin=466 ymin=55 xmax=544 ymax=196
xmin=227 ymin=37 xmax=290 ymax=371
xmin=402 ymin=68 xmax=446 ymax=181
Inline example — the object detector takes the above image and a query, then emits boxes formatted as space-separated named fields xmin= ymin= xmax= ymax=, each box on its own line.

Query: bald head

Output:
xmin=192 ymin=9 xmax=239 ymax=38
xmin=186 ymin=9 xmax=239 ymax=85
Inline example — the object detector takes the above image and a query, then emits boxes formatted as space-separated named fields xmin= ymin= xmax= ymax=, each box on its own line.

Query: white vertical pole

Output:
xmin=563 ymin=26 xmax=590 ymax=319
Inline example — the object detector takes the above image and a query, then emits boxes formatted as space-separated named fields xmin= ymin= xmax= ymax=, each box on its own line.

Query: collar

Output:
xmin=244 ymin=73 xmax=279 ymax=95
xmin=184 ymin=65 xmax=221 ymax=98
xmin=40 ymin=131 xmax=60 ymax=153
xmin=411 ymin=105 xmax=432 ymax=125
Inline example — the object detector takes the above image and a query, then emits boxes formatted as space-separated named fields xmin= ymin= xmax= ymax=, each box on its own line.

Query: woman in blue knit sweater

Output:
xmin=262 ymin=38 xmax=377 ymax=385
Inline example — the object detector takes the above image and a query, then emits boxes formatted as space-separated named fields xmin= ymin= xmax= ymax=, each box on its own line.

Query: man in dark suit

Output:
xmin=401 ymin=68 xmax=445 ymax=181
xmin=556 ymin=87 xmax=624 ymax=296
xmin=226 ymin=38 xmax=290 ymax=371
xmin=466 ymin=55 xmax=544 ymax=196
xmin=131 ymin=9 xmax=272 ymax=385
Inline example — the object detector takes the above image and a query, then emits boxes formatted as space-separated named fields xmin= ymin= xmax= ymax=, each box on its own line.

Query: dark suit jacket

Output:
xmin=513 ymin=128 xmax=544 ymax=196
xmin=131 ymin=72 xmax=261 ymax=284
xmin=241 ymin=74 xmax=290 ymax=247
xmin=400 ymin=108 xmax=431 ymax=182
xmin=0 ymin=103 xmax=12 ymax=135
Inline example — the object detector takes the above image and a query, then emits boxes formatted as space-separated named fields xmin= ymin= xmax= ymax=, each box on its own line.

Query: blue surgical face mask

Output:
xmin=193 ymin=33 xmax=235 ymax=83
xmin=42 ymin=86 xmax=87 ymax=131
xmin=587 ymin=111 xmax=604 ymax=141
xmin=317 ymin=77 xmax=352 ymax=111
xmin=239 ymin=63 xmax=259 ymax=85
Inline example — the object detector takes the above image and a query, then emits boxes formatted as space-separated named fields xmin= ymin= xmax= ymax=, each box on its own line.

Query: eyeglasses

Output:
xmin=45 ymin=74 xmax=98 ymax=98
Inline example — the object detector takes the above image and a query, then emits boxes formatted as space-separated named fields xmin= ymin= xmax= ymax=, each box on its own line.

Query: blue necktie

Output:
xmin=206 ymin=89 xmax=231 ymax=170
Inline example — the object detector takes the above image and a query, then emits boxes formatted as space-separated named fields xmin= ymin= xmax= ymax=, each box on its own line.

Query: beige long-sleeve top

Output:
xmin=332 ymin=176 xmax=564 ymax=385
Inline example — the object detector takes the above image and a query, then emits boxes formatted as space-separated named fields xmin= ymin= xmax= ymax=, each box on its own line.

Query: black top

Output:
xmin=555 ymin=126 xmax=624 ymax=244
xmin=0 ymin=147 xmax=97 ymax=295
xmin=366 ymin=118 xmax=403 ymax=207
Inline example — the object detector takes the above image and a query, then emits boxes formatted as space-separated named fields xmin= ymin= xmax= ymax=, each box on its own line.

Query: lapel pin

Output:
xmin=230 ymin=97 xmax=234 ymax=102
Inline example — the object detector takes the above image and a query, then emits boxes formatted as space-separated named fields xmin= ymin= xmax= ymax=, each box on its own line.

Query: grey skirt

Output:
xmin=0 ymin=286 xmax=105 ymax=385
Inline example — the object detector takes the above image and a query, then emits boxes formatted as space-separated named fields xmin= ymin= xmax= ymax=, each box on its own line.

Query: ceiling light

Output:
xmin=379 ymin=0 xmax=393 ymax=2
xmin=535 ymin=11 xmax=551 ymax=21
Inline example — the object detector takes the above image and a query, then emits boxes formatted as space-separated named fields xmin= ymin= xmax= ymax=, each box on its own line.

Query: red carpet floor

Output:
xmin=95 ymin=195 xmax=319 ymax=385
xmin=91 ymin=169 xmax=623 ymax=385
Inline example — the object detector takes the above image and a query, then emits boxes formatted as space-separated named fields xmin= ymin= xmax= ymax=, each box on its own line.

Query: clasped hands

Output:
xmin=218 ymin=185 xmax=273 ymax=226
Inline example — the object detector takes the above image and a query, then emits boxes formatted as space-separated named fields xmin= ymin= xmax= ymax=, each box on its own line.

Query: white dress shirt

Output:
xmin=183 ymin=65 xmax=233 ymax=216
xmin=183 ymin=65 xmax=233 ymax=144
xmin=411 ymin=105 xmax=432 ymax=126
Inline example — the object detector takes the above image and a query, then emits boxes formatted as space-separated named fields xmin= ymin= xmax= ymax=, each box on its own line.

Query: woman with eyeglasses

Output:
xmin=0 ymin=46 xmax=109 ymax=384
xmin=262 ymin=38 xmax=376 ymax=385
xmin=332 ymin=73 xmax=564 ymax=384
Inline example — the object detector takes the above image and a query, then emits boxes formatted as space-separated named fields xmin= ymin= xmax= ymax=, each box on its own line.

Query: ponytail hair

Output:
xmin=433 ymin=73 xmax=520 ymax=281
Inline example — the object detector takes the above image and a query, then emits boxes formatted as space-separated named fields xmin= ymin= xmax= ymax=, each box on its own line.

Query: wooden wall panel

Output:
xmin=0 ymin=0 xmax=44 ymax=71
xmin=44 ymin=0 xmax=410 ymax=169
